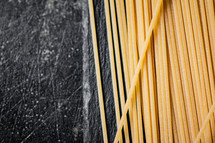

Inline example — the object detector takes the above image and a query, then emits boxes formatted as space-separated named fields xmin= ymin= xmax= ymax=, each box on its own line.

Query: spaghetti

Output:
xmin=88 ymin=0 xmax=215 ymax=142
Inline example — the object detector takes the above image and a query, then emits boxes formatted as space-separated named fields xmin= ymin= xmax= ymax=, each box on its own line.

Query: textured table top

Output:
xmin=0 ymin=0 xmax=116 ymax=142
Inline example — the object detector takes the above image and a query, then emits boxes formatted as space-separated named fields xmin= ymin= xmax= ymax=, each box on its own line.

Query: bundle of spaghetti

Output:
xmin=88 ymin=0 xmax=215 ymax=142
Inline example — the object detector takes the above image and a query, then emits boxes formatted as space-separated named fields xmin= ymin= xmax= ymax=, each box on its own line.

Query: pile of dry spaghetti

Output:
xmin=88 ymin=0 xmax=215 ymax=142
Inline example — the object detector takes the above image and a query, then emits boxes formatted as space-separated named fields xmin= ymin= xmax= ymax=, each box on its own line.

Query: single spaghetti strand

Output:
xmin=88 ymin=0 xmax=108 ymax=142
xmin=103 ymin=0 xmax=123 ymax=142
xmin=108 ymin=0 xmax=130 ymax=142
xmin=172 ymin=110 xmax=179 ymax=143
xmin=120 ymin=0 xmax=128 ymax=47
xmin=114 ymin=0 xmax=163 ymax=142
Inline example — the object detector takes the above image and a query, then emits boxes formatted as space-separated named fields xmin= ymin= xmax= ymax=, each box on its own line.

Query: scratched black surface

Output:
xmin=0 ymin=0 xmax=116 ymax=143
xmin=0 ymin=0 xmax=83 ymax=142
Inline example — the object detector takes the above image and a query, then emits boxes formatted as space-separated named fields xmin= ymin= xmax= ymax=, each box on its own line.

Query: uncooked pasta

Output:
xmin=88 ymin=0 xmax=215 ymax=142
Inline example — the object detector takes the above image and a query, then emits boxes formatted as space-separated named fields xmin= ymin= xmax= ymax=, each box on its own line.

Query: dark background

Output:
xmin=0 ymin=0 xmax=116 ymax=142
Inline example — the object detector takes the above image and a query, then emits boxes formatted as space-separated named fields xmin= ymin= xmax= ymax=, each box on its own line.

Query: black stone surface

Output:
xmin=0 ymin=0 xmax=116 ymax=142
xmin=0 ymin=0 xmax=83 ymax=142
